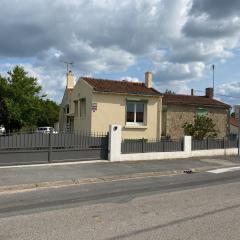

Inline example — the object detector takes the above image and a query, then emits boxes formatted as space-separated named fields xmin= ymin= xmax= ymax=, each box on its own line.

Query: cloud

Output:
xmin=121 ymin=76 xmax=140 ymax=82
xmin=217 ymin=81 xmax=240 ymax=105
xmin=190 ymin=0 xmax=240 ymax=19
xmin=0 ymin=0 xmax=240 ymax=102
xmin=154 ymin=62 xmax=205 ymax=82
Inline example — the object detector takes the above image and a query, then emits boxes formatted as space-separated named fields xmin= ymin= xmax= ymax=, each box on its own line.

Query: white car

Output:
xmin=0 ymin=126 xmax=5 ymax=135
xmin=36 ymin=127 xmax=58 ymax=134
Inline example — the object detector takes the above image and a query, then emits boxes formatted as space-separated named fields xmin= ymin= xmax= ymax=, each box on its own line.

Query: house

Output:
xmin=59 ymin=71 xmax=163 ymax=139
xmin=230 ymin=117 xmax=239 ymax=136
xmin=162 ymin=89 xmax=231 ymax=139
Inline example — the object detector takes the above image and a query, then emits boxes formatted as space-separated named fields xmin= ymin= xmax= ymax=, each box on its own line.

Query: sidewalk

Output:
xmin=0 ymin=156 xmax=239 ymax=193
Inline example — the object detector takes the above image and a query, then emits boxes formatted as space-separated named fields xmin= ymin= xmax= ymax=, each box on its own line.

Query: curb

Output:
xmin=0 ymin=166 xmax=216 ymax=195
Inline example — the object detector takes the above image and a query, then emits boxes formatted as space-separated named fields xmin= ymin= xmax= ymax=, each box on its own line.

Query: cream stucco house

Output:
xmin=59 ymin=71 xmax=163 ymax=139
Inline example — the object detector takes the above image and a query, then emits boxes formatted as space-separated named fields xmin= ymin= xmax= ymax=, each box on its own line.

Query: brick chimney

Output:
xmin=66 ymin=70 xmax=74 ymax=89
xmin=205 ymin=87 xmax=213 ymax=98
xmin=145 ymin=71 xmax=153 ymax=88
xmin=191 ymin=89 xmax=194 ymax=96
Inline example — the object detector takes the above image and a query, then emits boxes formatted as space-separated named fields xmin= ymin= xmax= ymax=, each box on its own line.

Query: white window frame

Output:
xmin=126 ymin=101 xmax=145 ymax=125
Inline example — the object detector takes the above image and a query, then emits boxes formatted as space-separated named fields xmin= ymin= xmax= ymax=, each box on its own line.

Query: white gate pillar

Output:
xmin=184 ymin=136 xmax=192 ymax=157
xmin=108 ymin=124 xmax=122 ymax=161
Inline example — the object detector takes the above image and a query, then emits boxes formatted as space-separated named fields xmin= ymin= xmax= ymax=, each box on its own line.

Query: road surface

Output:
xmin=0 ymin=169 xmax=240 ymax=239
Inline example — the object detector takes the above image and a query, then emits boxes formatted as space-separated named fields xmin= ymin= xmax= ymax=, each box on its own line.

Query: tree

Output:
xmin=37 ymin=99 xmax=59 ymax=127
xmin=164 ymin=89 xmax=175 ymax=94
xmin=182 ymin=115 xmax=218 ymax=140
xmin=0 ymin=66 xmax=59 ymax=132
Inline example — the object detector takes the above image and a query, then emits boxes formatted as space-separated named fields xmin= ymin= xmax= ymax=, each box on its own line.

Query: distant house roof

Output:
xmin=82 ymin=77 xmax=161 ymax=96
xmin=230 ymin=117 xmax=239 ymax=127
xmin=163 ymin=94 xmax=230 ymax=109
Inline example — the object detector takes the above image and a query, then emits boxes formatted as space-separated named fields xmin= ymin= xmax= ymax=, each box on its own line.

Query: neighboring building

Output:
xmin=162 ymin=88 xmax=231 ymax=139
xmin=59 ymin=71 xmax=163 ymax=139
xmin=230 ymin=117 xmax=239 ymax=136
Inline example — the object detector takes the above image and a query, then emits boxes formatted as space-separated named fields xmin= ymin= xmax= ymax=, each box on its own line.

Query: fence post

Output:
xmin=108 ymin=124 xmax=121 ymax=161
xmin=141 ymin=138 xmax=144 ymax=153
xmin=48 ymin=129 xmax=53 ymax=163
xmin=207 ymin=137 xmax=209 ymax=150
xmin=184 ymin=136 xmax=192 ymax=157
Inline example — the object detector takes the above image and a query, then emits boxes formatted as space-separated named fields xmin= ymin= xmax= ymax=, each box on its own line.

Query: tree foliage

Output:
xmin=164 ymin=89 xmax=175 ymax=94
xmin=0 ymin=66 xmax=59 ymax=132
xmin=182 ymin=115 xmax=218 ymax=140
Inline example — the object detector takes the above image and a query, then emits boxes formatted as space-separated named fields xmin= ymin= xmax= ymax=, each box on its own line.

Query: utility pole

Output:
xmin=212 ymin=64 xmax=215 ymax=97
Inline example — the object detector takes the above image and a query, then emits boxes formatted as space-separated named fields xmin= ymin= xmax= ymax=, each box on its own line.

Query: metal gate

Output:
xmin=0 ymin=131 xmax=109 ymax=166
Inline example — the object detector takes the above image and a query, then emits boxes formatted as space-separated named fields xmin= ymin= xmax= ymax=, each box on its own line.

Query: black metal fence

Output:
xmin=121 ymin=138 xmax=184 ymax=154
xmin=0 ymin=131 xmax=109 ymax=165
xmin=192 ymin=138 xmax=238 ymax=150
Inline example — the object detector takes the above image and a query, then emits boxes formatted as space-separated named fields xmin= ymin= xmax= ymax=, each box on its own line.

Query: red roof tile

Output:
xmin=230 ymin=117 xmax=239 ymax=127
xmin=163 ymin=94 xmax=230 ymax=109
xmin=82 ymin=77 xmax=161 ymax=96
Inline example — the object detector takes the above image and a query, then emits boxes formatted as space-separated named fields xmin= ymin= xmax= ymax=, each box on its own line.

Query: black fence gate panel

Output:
xmin=0 ymin=132 xmax=109 ymax=166
xmin=121 ymin=138 xmax=184 ymax=154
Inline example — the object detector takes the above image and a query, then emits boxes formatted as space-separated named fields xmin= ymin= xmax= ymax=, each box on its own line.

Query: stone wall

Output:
xmin=164 ymin=105 xmax=228 ymax=139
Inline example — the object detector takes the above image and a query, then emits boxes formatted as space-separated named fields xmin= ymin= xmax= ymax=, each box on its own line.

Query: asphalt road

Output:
xmin=0 ymin=170 xmax=240 ymax=239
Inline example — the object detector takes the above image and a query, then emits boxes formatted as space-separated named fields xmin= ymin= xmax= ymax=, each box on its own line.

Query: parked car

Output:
xmin=0 ymin=125 xmax=6 ymax=135
xmin=36 ymin=127 xmax=58 ymax=134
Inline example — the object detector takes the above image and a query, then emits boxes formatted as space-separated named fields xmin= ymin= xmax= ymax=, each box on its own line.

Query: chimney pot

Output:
xmin=205 ymin=87 xmax=213 ymax=98
xmin=145 ymin=71 xmax=153 ymax=88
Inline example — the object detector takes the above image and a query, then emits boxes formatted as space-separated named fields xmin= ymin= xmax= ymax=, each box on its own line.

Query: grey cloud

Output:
xmin=191 ymin=0 xmax=240 ymax=19
xmin=183 ymin=17 xmax=240 ymax=39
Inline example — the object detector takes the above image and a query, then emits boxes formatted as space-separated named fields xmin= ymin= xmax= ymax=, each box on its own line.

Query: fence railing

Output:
xmin=192 ymin=138 xmax=238 ymax=151
xmin=121 ymin=138 xmax=184 ymax=154
xmin=0 ymin=131 xmax=108 ymax=152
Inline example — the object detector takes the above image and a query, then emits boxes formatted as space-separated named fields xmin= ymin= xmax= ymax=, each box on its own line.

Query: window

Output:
xmin=65 ymin=105 xmax=69 ymax=114
xmin=74 ymin=100 xmax=78 ymax=116
xmin=80 ymin=98 xmax=86 ymax=117
xmin=196 ymin=107 xmax=207 ymax=117
xmin=126 ymin=101 xmax=145 ymax=124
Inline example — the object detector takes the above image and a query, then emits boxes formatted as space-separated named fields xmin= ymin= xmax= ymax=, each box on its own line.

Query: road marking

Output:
xmin=0 ymin=159 xmax=107 ymax=169
xmin=207 ymin=166 xmax=240 ymax=174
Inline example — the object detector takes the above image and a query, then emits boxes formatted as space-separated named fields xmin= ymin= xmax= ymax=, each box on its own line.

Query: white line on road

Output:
xmin=207 ymin=166 xmax=240 ymax=174
xmin=0 ymin=159 xmax=107 ymax=169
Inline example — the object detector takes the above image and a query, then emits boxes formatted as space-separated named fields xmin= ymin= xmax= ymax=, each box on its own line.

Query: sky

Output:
xmin=0 ymin=0 xmax=240 ymax=106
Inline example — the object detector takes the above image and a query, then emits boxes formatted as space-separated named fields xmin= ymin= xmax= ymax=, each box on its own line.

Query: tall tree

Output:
xmin=37 ymin=99 xmax=60 ymax=127
xmin=0 ymin=66 xmax=59 ymax=132
xmin=182 ymin=115 xmax=218 ymax=140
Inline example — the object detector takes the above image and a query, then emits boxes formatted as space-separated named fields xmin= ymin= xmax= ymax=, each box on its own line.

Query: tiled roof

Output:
xmin=230 ymin=117 xmax=239 ymax=127
xmin=82 ymin=77 xmax=161 ymax=96
xmin=163 ymin=94 xmax=230 ymax=109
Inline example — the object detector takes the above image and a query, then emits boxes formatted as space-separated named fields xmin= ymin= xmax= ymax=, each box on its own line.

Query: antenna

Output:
xmin=61 ymin=60 xmax=73 ymax=73
xmin=212 ymin=64 xmax=215 ymax=96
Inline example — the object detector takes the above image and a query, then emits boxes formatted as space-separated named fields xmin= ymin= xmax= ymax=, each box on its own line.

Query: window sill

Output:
xmin=124 ymin=125 xmax=148 ymax=129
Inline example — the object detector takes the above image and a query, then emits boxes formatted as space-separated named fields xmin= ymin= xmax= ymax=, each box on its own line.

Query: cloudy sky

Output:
xmin=1 ymin=0 xmax=240 ymax=105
